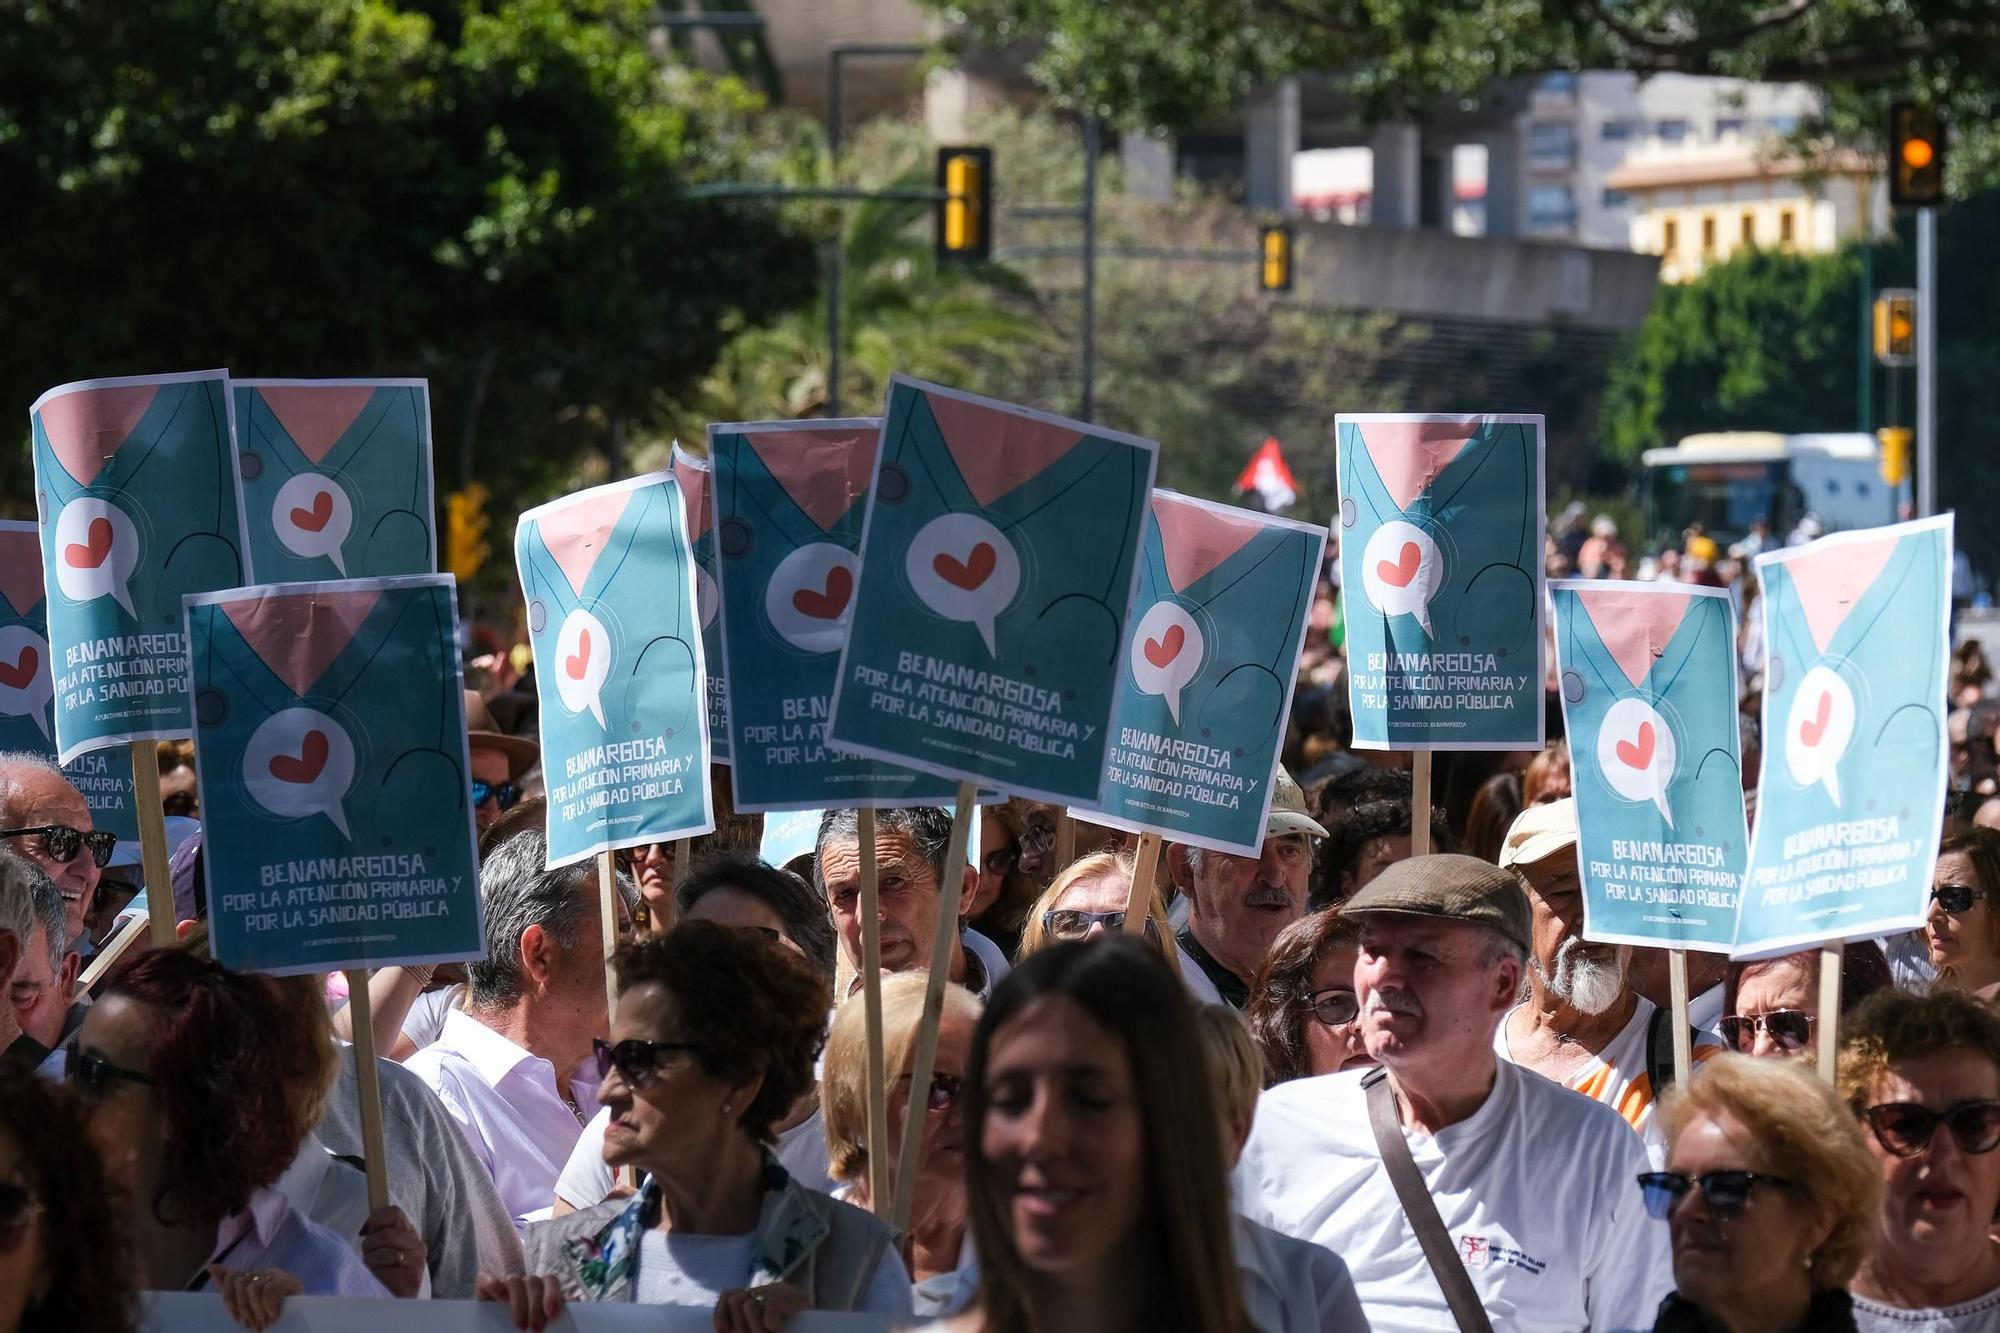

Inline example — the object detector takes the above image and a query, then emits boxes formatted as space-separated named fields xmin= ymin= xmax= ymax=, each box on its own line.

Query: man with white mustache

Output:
xmin=1494 ymin=798 xmax=1724 ymax=1164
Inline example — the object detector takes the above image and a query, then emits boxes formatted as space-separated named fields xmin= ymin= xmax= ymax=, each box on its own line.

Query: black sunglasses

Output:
xmin=0 ymin=824 xmax=117 ymax=869
xmin=1310 ymin=988 xmax=1360 ymax=1028
xmin=66 ymin=1049 xmax=155 ymax=1103
xmin=593 ymin=1037 xmax=700 ymax=1092
xmin=471 ymin=779 xmax=522 ymax=811
xmin=1933 ymin=884 xmax=1984 ymax=914
xmin=1637 ymin=1169 xmax=1794 ymax=1220
xmin=1043 ymin=908 xmax=1157 ymax=942
xmin=0 ymin=1182 xmax=41 ymax=1250
xmin=1717 ymin=1010 xmax=1815 ymax=1053
xmin=1863 ymin=1100 xmax=2000 ymax=1158
xmin=982 ymin=847 xmax=1020 ymax=876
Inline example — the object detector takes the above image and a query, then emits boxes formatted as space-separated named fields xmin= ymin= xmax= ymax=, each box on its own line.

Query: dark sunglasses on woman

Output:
xmin=0 ymin=824 xmax=118 ymax=868
xmin=1863 ymin=1100 xmax=2000 ymax=1158
xmin=65 ymin=1050 xmax=154 ymax=1104
xmin=1636 ymin=1169 xmax=1795 ymax=1220
xmin=593 ymin=1037 xmax=700 ymax=1092
xmin=1043 ymin=908 xmax=1157 ymax=941
xmin=1310 ymin=988 xmax=1360 ymax=1027
xmin=1716 ymin=1009 xmax=1815 ymax=1052
xmin=1933 ymin=883 xmax=1983 ymax=914
xmin=471 ymin=779 xmax=522 ymax=812
xmin=0 ymin=1181 xmax=41 ymax=1251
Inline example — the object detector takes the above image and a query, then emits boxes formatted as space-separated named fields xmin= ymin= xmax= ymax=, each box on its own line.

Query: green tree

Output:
xmin=0 ymin=0 xmax=819 ymax=516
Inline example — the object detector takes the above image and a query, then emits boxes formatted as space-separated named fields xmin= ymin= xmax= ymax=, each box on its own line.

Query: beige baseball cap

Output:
xmin=1267 ymin=765 xmax=1329 ymax=839
xmin=1497 ymin=796 xmax=1578 ymax=870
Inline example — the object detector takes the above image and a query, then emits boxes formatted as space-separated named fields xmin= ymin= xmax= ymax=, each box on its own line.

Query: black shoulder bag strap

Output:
xmin=1364 ymin=1068 xmax=1496 ymax=1333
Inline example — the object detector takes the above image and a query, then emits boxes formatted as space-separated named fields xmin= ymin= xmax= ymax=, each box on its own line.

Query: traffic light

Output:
xmin=935 ymin=146 xmax=992 ymax=263
xmin=1877 ymin=427 xmax=1912 ymax=486
xmin=1889 ymin=103 xmax=1945 ymax=208
xmin=1260 ymin=223 xmax=1294 ymax=293
xmin=445 ymin=483 xmax=490 ymax=582
xmin=1873 ymin=289 xmax=1917 ymax=365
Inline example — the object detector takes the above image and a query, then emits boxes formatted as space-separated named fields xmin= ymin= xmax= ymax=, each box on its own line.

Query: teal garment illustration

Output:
xmin=29 ymin=370 xmax=247 ymax=762
xmin=1736 ymin=515 xmax=1953 ymax=957
xmin=233 ymin=379 xmax=435 ymax=581
xmin=0 ymin=522 xmax=138 ymax=840
xmin=1335 ymin=414 xmax=1544 ymax=751
xmin=671 ymin=446 xmax=730 ymax=766
xmin=827 ymin=376 xmax=1159 ymax=805
xmin=1088 ymin=492 xmax=1326 ymax=855
xmin=516 ymin=473 xmax=715 ymax=869
xmin=709 ymin=420 xmax=960 ymax=812
xmin=1552 ymin=580 xmax=1747 ymax=952
xmin=187 ymin=576 xmax=483 ymax=975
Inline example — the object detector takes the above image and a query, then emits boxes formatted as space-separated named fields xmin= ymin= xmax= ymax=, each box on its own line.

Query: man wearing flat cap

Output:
xmin=1234 ymin=853 xmax=1669 ymax=1333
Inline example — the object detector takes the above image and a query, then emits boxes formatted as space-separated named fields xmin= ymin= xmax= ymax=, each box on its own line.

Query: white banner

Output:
xmin=142 ymin=1292 xmax=894 ymax=1331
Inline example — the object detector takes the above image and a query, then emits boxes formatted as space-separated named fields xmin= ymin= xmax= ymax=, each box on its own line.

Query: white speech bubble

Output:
xmin=905 ymin=514 xmax=1022 ymax=658
xmin=1596 ymin=695 xmax=1678 ymax=828
xmin=0 ymin=625 xmax=54 ymax=740
xmin=553 ymin=607 xmax=612 ymax=729
xmin=51 ymin=497 xmax=140 ymax=618
xmin=271 ymin=472 xmax=354 ymax=575
xmin=243 ymin=706 xmax=357 ymax=839
xmin=766 ymin=543 xmax=860 ymax=654
xmin=1784 ymin=665 xmax=1856 ymax=808
xmin=1128 ymin=600 xmax=1205 ymax=725
xmin=1359 ymin=519 xmax=1443 ymax=638
xmin=694 ymin=562 xmax=720 ymax=633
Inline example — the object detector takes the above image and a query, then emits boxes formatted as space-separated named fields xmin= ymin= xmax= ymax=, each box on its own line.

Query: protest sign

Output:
xmin=29 ymin=369 xmax=247 ymax=762
xmin=670 ymin=445 xmax=729 ymax=765
xmin=1334 ymin=413 xmax=1545 ymax=751
xmin=515 ymin=472 xmax=714 ymax=869
xmin=826 ymin=377 xmax=1159 ymax=804
xmin=1734 ymin=514 xmax=1954 ymax=958
xmin=1551 ymin=579 xmax=1748 ymax=952
xmin=710 ymin=419 xmax=963 ymax=812
xmin=186 ymin=575 xmax=483 ymax=975
xmin=0 ymin=521 xmax=140 ymax=841
xmin=141 ymin=1294 xmax=893 ymax=1332
xmin=232 ymin=378 xmax=436 ymax=581
xmin=1086 ymin=491 xmax=1325 ymax=855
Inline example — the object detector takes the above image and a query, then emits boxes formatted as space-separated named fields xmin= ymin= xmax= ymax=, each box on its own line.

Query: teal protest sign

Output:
xmin=1735 ymin=515 xmax=1953 ymax=958
xmin=186 ymin=575 xmax=483 ymax=975
xmin=1551 ymin=580 xmax=1747 ymax=952
xmin=0 ymin=522 xmax=139 ymax=841
xmin=29 ymin=370 xmax=248 ymax=763
xmin=1334 ymin=414 xmax=1545 ymax=751
xmin=232 ymin=379 xmax=435 ymax=581
xmin=670 ymin=446 xmax=729 ymax=766
xmin=515 ymin=473 xmax=714 ymax=869
xmin=710 ymin=419 xmax=963 ymax=812
xmin=1087 ymin=492 xmax=1325 ymax=855
xmin=826 ymin=378 xmax=1159 ymax=804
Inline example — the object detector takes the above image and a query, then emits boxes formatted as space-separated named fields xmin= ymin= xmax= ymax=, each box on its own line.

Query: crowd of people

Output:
xmin=2 ymin=517 xmax=1998 ymax=1333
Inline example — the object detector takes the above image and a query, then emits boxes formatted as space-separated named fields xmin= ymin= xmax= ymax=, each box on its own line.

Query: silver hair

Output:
xmin=468 ymin=825 xmax=635 ymax=1008
xmin=1478 ymin=925 xmax=1529 ymax=972
xmin=0 ymin=750 xmax=65 ymax=823
xmin=11 ymin=854 xmax=65 ymax=973
xmin=814 ymin=806 xmax=951 ymax=895
xmin=0 ymin=852 xmax=40 ymax=965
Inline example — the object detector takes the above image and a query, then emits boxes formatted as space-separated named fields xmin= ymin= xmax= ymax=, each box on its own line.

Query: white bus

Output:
xmin=1640 ymin=431 xmax=1898 ymax=548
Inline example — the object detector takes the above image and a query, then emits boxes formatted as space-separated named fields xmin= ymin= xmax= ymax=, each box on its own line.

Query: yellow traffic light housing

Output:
xmin=935 ymin=146 xmax=993 ymax=263
xmin=1889 ymin=103 xmax=1945 ymax=208
xmin=1260 ymin=224 xmax=1294 ymax=293
xmin=1873 ymin=289 xmax=1917 ymax=365
xmin=1877 ymin=427 xmax=1912 ymax=487
xmin=445 ymin=483 xmax=491 ymax=583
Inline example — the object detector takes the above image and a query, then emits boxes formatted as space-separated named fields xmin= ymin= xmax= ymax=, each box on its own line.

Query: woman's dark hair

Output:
xmin=612 ymin=920 xmax=825 ymax=1144
xmin=675 ymin=851 xmax=837 ymax=989
xmin=1310 ymin=767 xmax=1453 ymax=907
xmin=1462 ymin=771 xmax=1524 ymax=865
xmin=1722 ymin=939 xmax=1893 ymax=1021
xmin=1246 ymin=909 xmax=1360 ymax=1086
xmin=963 ymin=938 xmax=1250 ymax=1333
xmin=100 ymin=950 xmax=337 ymax=1226
xmin=0 ymin=1062 xmax=137 ymax=1333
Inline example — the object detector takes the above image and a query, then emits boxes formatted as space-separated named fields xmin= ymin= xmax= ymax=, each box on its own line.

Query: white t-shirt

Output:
xmin=1234 ymin=1060 xmax=1671 ymax=1333
xmin=1233 ymin=1214 xmax=1371 ymax=1333
xmin=556 ymin=1104 xmax=836 ymax=1211
xmin=630 ymin=1227 xmax=912 ymax=1315
xmin=1687 ymin=983 xmax=1725 ymax=1035
xmin=1855 ymin=1284 xmax=2000 ymax=1332
xmin=400 ymin=983 xmax=466 ymax=1052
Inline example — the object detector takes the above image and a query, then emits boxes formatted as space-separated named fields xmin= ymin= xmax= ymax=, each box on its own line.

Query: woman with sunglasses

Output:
xmin=823 ymin=972 xmax=982 ymax=1317
xmin=1643 ymin=1053 xmax=1879 ymax=1332
xmin=482 ymin=921 xmax=908 ymax=1331
xmin=1840 ymin=990 xmax=2000 ymax=1329
xmin=1720 ymin=942 xmax=1893 ymax=1059
xmin=1928 ymin=829 xmax=2000 ymax=996
xmin=0 ymin=1061 xmax=137 ymax=1333
xmin=1013 ymin=851 xmax=1181 ymax=977
xmin=1245 ymin=909 xmax=1372 ymax=1084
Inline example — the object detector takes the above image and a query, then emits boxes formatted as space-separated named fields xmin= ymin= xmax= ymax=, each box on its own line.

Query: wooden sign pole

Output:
xmin=129 ymin=740 xmax=176 ymax=945
xmin=857 ymin=808 xmax=892 ymax=1216
xmin=596 ymin=851 xmax=620 ymax=1021
xmin=1410 ymin=750 xmax=1434 ymax=857
xmin=1054 ymin=812 xmax=1077 ymax=873
xmin=1122 ymin=832 xmax=1162 ymax=936
xmin=1667 ymin=948 xmax=1694 ymax=1087
xmin=342 ymin=969 xmax=392 ymax=1211
xmin=1817 ymin=941 xmax=1844 ymax=1082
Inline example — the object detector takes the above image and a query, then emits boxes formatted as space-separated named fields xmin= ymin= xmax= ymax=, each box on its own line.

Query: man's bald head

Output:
xmin=0 ymin=752 xmax=99 ymax=943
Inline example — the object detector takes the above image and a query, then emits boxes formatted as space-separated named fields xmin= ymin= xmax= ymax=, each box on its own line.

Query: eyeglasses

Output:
xmin=1862 ymin=1100 xmax=2000 ymax=1158
xmin=471 ymin=780 xmax=521 ymax=812
xmin=1636 ymin=1170 xmax=1795 ymax=1221
xmin=1717 ymin=1010 xmax=1815 ymax=1053
xmin=1933 ymin=883 xmax=1984 ymax=914
xmin=1043 ymin=908 xmax=1157 ymax=942
xmin=1020 ymin=822 xmax=1055 ymax=857
xmin=981 ymin=847 xmax=1020 ymax=876
xmin=900 ymin=1070 xmax=961 ymax=1113
xmin=592 ymin=1037 xmax=701 ymax=1092
xmin=1310 ymin=988 xmax=1360 ymax=1028
xmin=66 ymin=1050 xmax=155 ymax=1103
xmin=0 ymin=824 xmax=117 ymax=869
xmin=0 ymin=1182 xmax=42 ymax=1253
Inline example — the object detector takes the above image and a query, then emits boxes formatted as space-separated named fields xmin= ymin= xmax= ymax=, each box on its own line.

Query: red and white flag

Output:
xmin=1233 ymin=437 xmax=1298 ymax=512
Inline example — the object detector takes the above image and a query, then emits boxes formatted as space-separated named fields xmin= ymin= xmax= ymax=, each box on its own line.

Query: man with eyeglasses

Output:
xmin=0 ymin=751 xmax=111 ymax=947
xmin=465 ymin=690 xmax=538 ymax=834
xmin=9 ymin=859 xmax=82 ymax=1069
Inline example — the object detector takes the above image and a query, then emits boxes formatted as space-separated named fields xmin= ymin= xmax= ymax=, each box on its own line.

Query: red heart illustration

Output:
xmin=269 ymin=730 xmax=329 ymax=785
xmin=1800 ymin=691 xmax=1833 ymax=747
xmin=1614 ymin=720 xmax=1656 ymax=771
xmin=565 ymin=628 xmax=592 ymax=681
xmin=0 ymin=645 xmax=38 ymax=691
xmin=290 ymin=491 xmax=334 ymax=533
xmin=933 ymin=542 xmax=997 ymax=592
xmin=1144 ymin=624 xmax=1186 ymax=668
xmin=63 ymin=517 xmax=114 ymax=570
xmin=1376 ymin=541 xmax=1422 ymax=589
xmin=792 ymin=565 xmax=854 ymax=621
